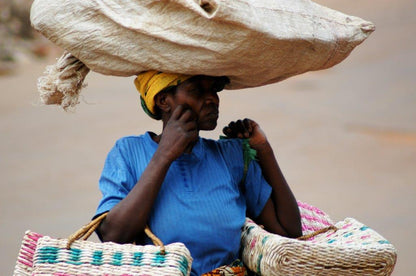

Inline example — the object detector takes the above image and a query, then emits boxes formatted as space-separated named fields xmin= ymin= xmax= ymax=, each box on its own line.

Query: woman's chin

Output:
xmin=198 ymin=120 xmax=218 ymax=131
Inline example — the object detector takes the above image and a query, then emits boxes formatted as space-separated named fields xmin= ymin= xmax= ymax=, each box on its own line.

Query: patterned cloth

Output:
xmin=134 ymin=70 xmax=191 ymax=117
xmin=202 ymin=260 xmax=247 ymax=276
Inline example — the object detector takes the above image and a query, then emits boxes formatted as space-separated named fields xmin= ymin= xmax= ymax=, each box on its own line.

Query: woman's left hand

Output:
xmin=222 ymin=118 xmax=268 ymax=148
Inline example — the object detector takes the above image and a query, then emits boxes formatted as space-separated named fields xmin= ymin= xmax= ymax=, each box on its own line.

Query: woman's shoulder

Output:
xmin=112 ymin=132 xmax=156 ymax=153
xmin=116 ymin=134 xmax=145 ymax=143
xmin=115 ymin=132 xmax=152 ymax=144
xmin=202 ymin=136 xmax=242 ymax=146
xmin=202 ymin=137 xmax=244 ymax=158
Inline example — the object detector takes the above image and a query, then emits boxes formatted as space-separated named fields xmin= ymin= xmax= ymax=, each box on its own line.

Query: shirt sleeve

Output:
xmin=244 ymin=160 xmax=272 ymax=219
xmin=95 ymin=140 xmax=136 ymax=216
xmin=219 ymin=138 xmax=272 ymax=219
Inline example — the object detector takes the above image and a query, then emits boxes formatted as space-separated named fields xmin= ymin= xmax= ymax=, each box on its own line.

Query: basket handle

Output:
xmin=297 ymin=225 xmax=338 ymax=241
xmin=66 ymin=212 xmax=166 ymax=254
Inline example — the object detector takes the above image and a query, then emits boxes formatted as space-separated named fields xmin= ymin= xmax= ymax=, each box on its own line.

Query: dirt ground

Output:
xmin=1 ymin=0 xmax=415 ymax=275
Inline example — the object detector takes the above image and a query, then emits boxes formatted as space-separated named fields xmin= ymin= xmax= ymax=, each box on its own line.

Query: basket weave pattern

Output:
xmin=14 ymin=202 xmax=397 ymax=275
xmin=241 ymin=202 xmax=397 ymax=275
xmin=31 ymin=236 xmax=191 ymax=275
xmin=297 ymin=201 xmax=334 ymax=235
xmin=14 ymin=232 xmax=192 ymax=276
xmin=14 ymin=231 xmax=42 ymax=276
xmin=13 ymin=213 xmax=193 ymax=276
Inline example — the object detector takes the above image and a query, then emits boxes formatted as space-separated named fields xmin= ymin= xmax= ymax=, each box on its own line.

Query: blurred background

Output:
xmin=1 ymin=0 xmax=415 ymax=275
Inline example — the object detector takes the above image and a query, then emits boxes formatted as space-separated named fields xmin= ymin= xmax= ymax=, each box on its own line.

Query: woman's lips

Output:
xmin=207 ymin=109 xmax=219 ymax=118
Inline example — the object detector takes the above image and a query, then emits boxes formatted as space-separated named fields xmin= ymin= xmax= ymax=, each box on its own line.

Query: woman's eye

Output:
xmin=188 ymin=88 xmax=200 ymax=96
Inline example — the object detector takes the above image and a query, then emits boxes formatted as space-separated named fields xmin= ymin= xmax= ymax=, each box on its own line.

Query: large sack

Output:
xmin=30 ymin=0 xmax=374 ymax=109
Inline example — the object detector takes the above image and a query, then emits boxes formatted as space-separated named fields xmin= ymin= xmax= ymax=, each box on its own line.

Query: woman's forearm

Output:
xmin=98 ymin=105 xmax=199 ymax=243
xmin=253 ymin=142 xmax=302 ymax=238
xmin=98 ymin=150 xmax=172 ymax=243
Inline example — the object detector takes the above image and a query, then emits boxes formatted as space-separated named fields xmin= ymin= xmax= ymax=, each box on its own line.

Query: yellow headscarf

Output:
xmin=134 ymin=71 xmax=192 ymax=118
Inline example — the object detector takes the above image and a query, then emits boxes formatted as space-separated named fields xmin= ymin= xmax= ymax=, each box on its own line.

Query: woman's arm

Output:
xmin=223 ymin=119 xmax=302 ymax=238
xmin=98 ymin=105 xmax=198 ymax=243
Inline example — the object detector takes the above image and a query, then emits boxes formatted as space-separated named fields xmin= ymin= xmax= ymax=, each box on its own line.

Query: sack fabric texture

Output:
xmin=30 ymin=0 xmax=375 ymax=109
xmin=241 ymin=201 xmax=397 ymax=276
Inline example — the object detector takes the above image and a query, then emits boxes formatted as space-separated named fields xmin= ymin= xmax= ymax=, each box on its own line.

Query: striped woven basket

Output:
xmin=14 ymin=231 xmax=43 ymax=276
xmin=241 ymin=201 xmax=397 ymax=275
xmin=13 ymin=213 xmax=193 ymax=276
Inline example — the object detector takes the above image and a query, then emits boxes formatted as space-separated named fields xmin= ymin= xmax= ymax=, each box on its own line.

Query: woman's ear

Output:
xmin=154 ymin=91 xmax=171 ymax=114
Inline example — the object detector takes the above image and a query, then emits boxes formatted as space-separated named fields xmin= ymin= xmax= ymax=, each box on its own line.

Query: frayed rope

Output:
xmin=37 ymin=51 xmax=90 ymax=110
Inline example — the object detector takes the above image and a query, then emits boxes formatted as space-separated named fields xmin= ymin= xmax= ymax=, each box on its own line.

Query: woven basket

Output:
xmin=13 ymin=213 xmax=193 ymax=276
xmin=14 ymin=231 xmax=43 ymax=276
xmin=241 ymin=201 xmax=397 ymax=275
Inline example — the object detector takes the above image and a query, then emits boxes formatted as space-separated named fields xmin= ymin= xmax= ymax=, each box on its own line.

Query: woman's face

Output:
xmin=169 ymin=76 xmax=225 ymax=131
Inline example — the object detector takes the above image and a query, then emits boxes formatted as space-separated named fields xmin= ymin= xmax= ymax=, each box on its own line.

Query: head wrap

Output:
xmin=134 ymin=71 xmax=192 ymax=119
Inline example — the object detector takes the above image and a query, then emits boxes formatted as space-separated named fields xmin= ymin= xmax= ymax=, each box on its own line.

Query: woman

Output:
xmin=94 ymin=71 xmax=302 ymax=275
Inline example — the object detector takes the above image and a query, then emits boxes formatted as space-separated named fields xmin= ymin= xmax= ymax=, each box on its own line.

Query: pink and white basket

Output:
xmin=13 ymin=213 xmax=193 ymax=276
xmin=14 ymin=231 xmax=43 ymax=275
xmin=241 ymin=201 xmax=397 ymax=275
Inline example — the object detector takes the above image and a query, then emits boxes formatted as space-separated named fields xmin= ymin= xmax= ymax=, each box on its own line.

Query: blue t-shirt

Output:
xmin=95 ymin=132 xmax=272 ymax=275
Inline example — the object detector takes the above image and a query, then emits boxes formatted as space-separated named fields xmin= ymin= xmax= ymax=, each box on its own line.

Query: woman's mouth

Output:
xmin=207 ymin=109 xmax=219 ymax=118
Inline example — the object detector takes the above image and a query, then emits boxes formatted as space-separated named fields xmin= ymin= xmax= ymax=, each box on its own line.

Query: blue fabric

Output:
xmin=95 ymin=132 xmax=272 ymax=275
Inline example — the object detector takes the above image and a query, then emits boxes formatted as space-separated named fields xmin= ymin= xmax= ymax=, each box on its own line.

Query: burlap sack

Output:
xmin=30 ymin=0 xmax=374 ymax=109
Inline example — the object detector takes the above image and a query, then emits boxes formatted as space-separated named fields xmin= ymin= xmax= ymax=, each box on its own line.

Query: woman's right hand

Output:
xmin=157 ymin=105 xmax=198 ymax=162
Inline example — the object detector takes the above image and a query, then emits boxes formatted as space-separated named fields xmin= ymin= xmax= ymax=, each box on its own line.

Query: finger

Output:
xmin=223 ymin=126 xmax=238 ymax=138
xmin=235 ymin=121 xmax=244 ymax=138
xmin=226 ymin=121 xmax=245 ymax=138
xmin=182 ymin=126 xmax=198 ymax=142
xmin=179 ymin=108 xmax=196 ymax=122
xmin=235 ymin=120 xmax=244 ymax=131
xmin=184 ymin=120 xmax=197 ymax=131
xmin=235 ymin=120 xmax=250 ymax=138
xmin=227 ymin=121 xmax=239 ymax=138
xmin=243 ymin=118 xmax=253 ymax=137
xmin=171 ymin=105 xmax=184 ymax=120
xmin=228 ymin=121 xmax=236 ymax=130
xmin=222 ymin=126 xmax=232 ymax=137
xmin=234 ymin=122 xmax=244 ymax=139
